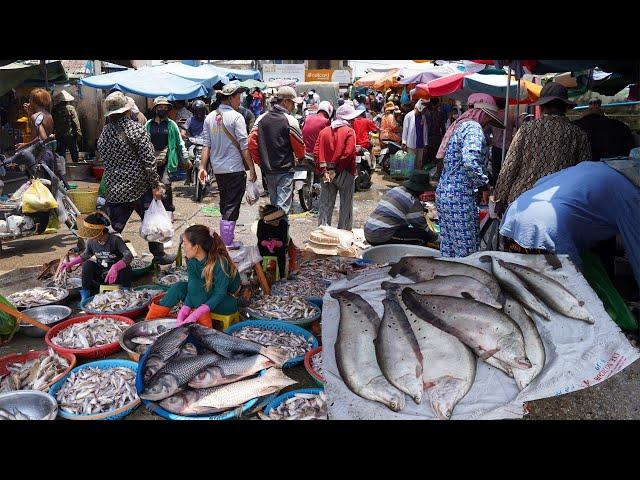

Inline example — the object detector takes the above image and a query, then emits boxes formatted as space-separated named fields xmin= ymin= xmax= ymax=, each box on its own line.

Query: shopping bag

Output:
xmin=140 ymin=199 xmax=174 ymax=243
xmin=245 ymin=180 xmax=260 ymax=206
xmin=21 ymin=179 xmax=58 ymax=213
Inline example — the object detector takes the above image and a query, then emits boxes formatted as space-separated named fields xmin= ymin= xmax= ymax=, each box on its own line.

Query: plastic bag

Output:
xmin=245 ymin=181 xmax=260 ymax=206
xmin=21 ymin=179 xmax=58 ymax=213
xmin=140 ymin=199 xmax=174 ymax=243
xmin=55 ymin=190 xmax=68 ymax=225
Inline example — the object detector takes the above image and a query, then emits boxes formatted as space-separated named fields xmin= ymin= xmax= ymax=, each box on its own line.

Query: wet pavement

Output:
xmin=1 ymin=167 xmax=639 ymax=420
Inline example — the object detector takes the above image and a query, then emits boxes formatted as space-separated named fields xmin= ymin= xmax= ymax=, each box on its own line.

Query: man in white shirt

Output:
xmin=401 ymin=99 xmax=429 ymax=170
xmin=200 ymin=83 xmax=257 ymax=248
xmin=174 ymin=100 xmax=193 ymax=129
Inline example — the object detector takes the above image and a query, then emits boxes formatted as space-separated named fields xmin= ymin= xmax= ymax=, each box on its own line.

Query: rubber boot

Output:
xmin=149 ymin=241 xmax=176 ymax=265
xmin=146 ymin=302 xmax=172 ymax=320
xmin=79 ymin=289 xmax=91 ymax=309
xmin=220 ymin=220 xmax=241 ymax=250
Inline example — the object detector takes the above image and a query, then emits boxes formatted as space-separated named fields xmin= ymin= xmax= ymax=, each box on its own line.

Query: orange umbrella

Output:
xmin=372 ymin=69 xmax=401 ymax=90
xmin=354 ymin=71 xmax=385 ymax=87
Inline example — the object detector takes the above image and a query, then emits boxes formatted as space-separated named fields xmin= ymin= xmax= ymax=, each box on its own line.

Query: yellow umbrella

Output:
xmin=522 ymin=80 xmax=542 ymax=102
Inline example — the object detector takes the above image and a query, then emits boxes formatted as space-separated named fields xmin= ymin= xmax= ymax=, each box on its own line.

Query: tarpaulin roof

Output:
xmin=0 ymin=61 xmax=68 ymax=97
xmin=372 ymin=69 xmax=401 ymax=90
xmin=353 ymin=71 xmax=386 ymax=87
xmin=398 ymin=61 xmax=487 ymax=85
xmin=151 ymin=63 xmax=229 ymax=89
xmin=237 ymin=79 xmax=268 ymax=91
xmin=199 ymin=64 xmax=261 ymax=81
xmin=79 ymin=67 xmax=208 ymax=100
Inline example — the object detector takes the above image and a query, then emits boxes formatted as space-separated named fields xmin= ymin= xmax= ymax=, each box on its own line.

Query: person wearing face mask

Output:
xmin=402 ymin=99 xmax=429 ymax=170
xmin=180 ymin=99 xmax=208 ymax=140
xmin=145 ymin=97 xmax=188 ymax=222
xmin=435 ymin=93 xmax=505 ymax=257
xmin=313 ymin=103 xmax=360 ymax=230
xmin=248 ymin=86 xmax=306 ymax=215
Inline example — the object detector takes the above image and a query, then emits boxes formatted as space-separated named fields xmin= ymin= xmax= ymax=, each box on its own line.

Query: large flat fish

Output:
xmin=503 ymin=295 xmax=546 ymax=390
xmin=480 ymin=256 xmax=553 ymax=321
xmin=382 ymin=275 xmax=502 ymax=309
xmin=500 ymin=260 xmax=592 ymax=323
xmin=386 ymin=284 xmax=476 ymax=420
xmin=332 ymin=290 xmax=406 ymax=412
xmin=377 ymin=298 xmax=423 ymax=404
xmin=389 ymin=256 xmax=502 ymax=302
xmin=402 ymin=289 xmax=531 ymax=371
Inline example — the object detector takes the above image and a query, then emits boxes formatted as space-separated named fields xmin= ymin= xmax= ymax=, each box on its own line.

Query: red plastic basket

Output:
xmin=45 ymin=314 xmax=135 ymax=359
xmin=303 ymin=346 xmax=324 ymax=385
xmin=91 ymin=165 xmax=105 ymax=180
xmin=0 ymin=349 xmax=77 ymax=391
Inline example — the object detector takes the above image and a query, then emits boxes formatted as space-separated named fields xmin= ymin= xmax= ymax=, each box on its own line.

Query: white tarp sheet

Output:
xmin=323 ymin=251 xmax=640 ymax=420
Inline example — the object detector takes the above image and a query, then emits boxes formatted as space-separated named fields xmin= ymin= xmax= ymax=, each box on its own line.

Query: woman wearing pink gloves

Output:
xmin=59 ymin=212 xmax=133 ymax=303
xmin=146 ymin=225 xmax=241 ymax=328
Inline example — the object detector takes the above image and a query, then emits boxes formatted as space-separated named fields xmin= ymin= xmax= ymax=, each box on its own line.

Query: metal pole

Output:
xmin=515 ymin=72 xmax=521 ymax=134
xmin=501 ymin=67 xmax=511 ymax=164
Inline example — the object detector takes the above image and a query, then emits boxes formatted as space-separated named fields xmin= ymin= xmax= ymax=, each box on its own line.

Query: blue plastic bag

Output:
xmin=400 ymin=87 xmax=410 ymax=105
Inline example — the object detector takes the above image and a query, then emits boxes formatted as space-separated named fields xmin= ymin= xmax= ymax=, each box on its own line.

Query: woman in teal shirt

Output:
xmin=146 ymin=225 xmax=241 ymax=327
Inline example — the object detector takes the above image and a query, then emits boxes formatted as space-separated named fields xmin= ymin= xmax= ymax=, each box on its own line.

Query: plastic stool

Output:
xmin=261 ymin=256 xmax=280 ymax=281
xmin=99 ymin=284 xmax=121 ymax=293
xmin=210 ymin=311 xmax=240 ymax=331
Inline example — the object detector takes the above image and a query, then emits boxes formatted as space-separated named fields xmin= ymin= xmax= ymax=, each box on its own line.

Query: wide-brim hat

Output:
xmin=276 ymin=86 xmax=303 ymax=104
xmin=403 ymin=170 xmax=431 ymax=193
xmin=104 ymin=91 xmax=131 ymax=117
xmin=153 ymin=96 xmax=172 ymax=108
xmin=54 ymin=90 xmax=75 ymax=103
xmin=76 ymin=214 xmax=106 ymax=239
xmin=336 ymin=103 xmax=362 ymax=121
xmin=530 ymin=81 xmax=577 ymax=108
xmin=384 ymin=101 xmax=396 ymax=112
xmin=217 ymin=82 xmax=248 ymax=98
xmin=467 ymin=93 xmax=504 ymax=128
xmin=475 ymin=103 xmax=505 ymax=128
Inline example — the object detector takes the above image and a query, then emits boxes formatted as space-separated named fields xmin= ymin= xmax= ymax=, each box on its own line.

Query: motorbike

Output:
xmin=187 ymin=137 xmax=214 ymax=203
xmin=379 ymin=140 xmax=402 ymax=175
xmin=294 ymin=153 xmax=320 ymax=212
xmin=355 ymin=146 xmax=373 ymax=192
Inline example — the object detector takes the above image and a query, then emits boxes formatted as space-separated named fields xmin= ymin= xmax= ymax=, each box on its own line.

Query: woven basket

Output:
xmin=67 ymin=189 xmax=99 ymax=214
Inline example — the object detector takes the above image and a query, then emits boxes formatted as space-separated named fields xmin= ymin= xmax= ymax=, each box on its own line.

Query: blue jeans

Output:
xmin=265 ymin=172 xmax=294 ymax=214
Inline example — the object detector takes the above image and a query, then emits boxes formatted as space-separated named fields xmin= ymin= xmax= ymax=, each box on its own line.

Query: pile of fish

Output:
xmin=55 ymin=367 xmax=137 ymax=415
xmin=243 ymin=295 xmax=320 ymax=322
xmin=258 ymin=391 xmax=328 ymax=420
xmin=272 ymin=276 xmax=327 ymax=298
xmin=7 ymin=286 xmax=67 ymax=308
xmin=333 ymin=253 xmax=593 ymax=419
xmin=51 ymin=317 xmax=129 ymax=349
xmin=0 ymin=349 xmax=70 ymax=393
xmin=0 ymin=408 xmax=33 ymax=420
xmin=131 ymin=258 xmax=152 ymax=269
xmin=158 ymin=266 xmax=188 ymax=286
xmin=311 ymin=351 xmax=324 ymax=378
xmin=139 ymin=324 xmax=296 ymax=417
xmin=85 ymin=289 xmax=155 ymax=312
xmin=297 ymin=258 xmax=348 ymax=281
xmin=127 ymin=323 xmax=175 ymax=355
xmin=232 ymin=326 xmax=313 ymax=362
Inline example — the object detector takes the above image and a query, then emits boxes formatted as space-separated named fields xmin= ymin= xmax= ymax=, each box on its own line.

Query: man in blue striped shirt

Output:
xmin=364 ymin=171 xmax=438 ymax=246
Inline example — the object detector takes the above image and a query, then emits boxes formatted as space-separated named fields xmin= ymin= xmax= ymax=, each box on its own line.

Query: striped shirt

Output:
xmin=364 ymin=186 xmax=427 ymax=243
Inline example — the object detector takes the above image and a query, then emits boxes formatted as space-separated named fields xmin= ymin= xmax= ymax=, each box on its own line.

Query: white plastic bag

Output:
xmin=140 ymin=199 xmax=174 ymax=243
xmin=245 ymin=181 xmax=260 ymax=206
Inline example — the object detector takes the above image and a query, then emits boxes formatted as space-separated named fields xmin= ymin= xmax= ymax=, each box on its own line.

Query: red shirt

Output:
xmin=353 ymin=117 xmax=378 ymax=147
xmin=302 ymin=113 xmax=330 ymax=154
xmin=314 ymin=125 xmax=357 ymax=176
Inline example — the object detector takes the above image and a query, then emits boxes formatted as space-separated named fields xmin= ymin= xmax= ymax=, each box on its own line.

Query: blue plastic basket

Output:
xmin=48 ymin=359 xmax=140 ymax=420
xmin=243 ymin=297 xmax=322 ymax=328
xmin=263 ymin=388 xmax=324 ymax=416
xmin=271 ymin=278 xmax=329 ymax=313
xmin=135 ymin=338 xmax=263 ymax=421
xmin=225 ymin=320 xmax=318 ymax=368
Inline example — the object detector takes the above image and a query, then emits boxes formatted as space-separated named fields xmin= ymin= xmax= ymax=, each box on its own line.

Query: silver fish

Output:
xmin=7 ymin=286 xmax=67 ymax=308
xmin=0 ymin=408 xmax=32 ymax=420
xmin=500 ymin=260 xmax=592 ymax=323
xmin=188 ymin=354 xmax=274 ymax=389
xmin=51 ymin=317 xmax=129 ymax=349
xmin=401 ymin=290 xmax=531 ymax=371
xmin=232 ymin=327 xmax=313 ymax=362
xmin=386 ymin=286 xmax=476 ymax=420
xmin=377 ymin=298 xmax=423 ymax=404
xmin=158 ymin=266 xmax=188 ymax=286
xmin=332 ymin=290 xmax=405 ymax=412
xmin=0 ymin=348 xmax=69 ymax=393
xmin=311 ymin=351 xmax=324 ymax=378
xmin=243 ymin=295 xmax=320 ymax=322
xmin=259 ymin=391 xmax=328 ymax=420
xmin=86 ymin=289 xmax=155 ymax=312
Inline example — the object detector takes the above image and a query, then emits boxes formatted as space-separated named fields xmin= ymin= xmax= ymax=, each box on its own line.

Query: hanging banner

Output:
xmin=262 ymin=64 xmax=305 ymax=84
xmin=305 ymin=69 xmax=352 ymax=85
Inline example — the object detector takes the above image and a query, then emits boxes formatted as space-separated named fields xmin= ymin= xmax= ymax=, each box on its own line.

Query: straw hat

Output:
xmin=384 ymin=101 xmax=396 ymax=112
xmin=304 ymin=241 xmax=339 ymax=256
xmin=54 ymin=90 xmax=75 ymax=103
xmin=76 ymin=214 xmax=108 ymax=239
xmin=104 ymin=92 xmax=131 ymax=117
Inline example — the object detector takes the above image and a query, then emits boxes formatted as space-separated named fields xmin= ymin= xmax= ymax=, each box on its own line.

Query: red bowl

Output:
xmin=45 ymin=314 xmax=135 ymax=359
xmin=303 ymin=346 xmax=324 ymax=384
xmin=91 ymin=166 xmax=105 ymax=180
xmin=0 ymin=349 xmax=77 ymax=391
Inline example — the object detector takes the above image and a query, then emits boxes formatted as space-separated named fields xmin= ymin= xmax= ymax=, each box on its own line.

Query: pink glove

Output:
xmin=60 ymin=255 xmax=83 ymax=272
xmin=260 ymin=239 xmax=284 ymax=253
xmin=105 ymin=259 xmax=127 ymax=284
xmin=183 ymin=304 xmax=211 ymax=325
xmin=176 ymin=305 xmax=192 ymax=326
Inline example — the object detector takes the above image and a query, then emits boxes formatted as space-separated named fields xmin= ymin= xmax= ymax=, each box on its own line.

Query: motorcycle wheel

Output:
xmin=299 ymin=181 xmax=313 ymax=211
xmin=194 ymin=170 xmax=205 ymax=203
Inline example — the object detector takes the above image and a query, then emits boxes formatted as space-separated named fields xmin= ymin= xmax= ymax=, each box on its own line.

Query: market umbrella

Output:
xmin=353 ymin=71 xmax=385 ymax=88
xmin=238 ymin=79 xmax=268 ymax=91
xmin=372 ymin=69 xmax=401 ymax=90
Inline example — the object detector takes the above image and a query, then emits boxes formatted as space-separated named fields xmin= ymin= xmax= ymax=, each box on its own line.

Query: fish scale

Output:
xmin=188 ymin=354 xmax=274 ymax=389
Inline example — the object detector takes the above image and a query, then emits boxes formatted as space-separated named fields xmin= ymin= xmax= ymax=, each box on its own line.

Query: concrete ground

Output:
xmin=1 ymin=167 xmax=639 ymax=420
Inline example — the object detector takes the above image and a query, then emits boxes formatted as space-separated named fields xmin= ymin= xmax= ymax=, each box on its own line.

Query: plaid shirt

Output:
xmin=97 ymin=117 xmax=161 ymax=203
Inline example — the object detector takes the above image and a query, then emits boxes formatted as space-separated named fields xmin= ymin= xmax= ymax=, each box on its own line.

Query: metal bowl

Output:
xmin=361 ymin=244 xmax=441 ymax=264
xmin=20 ymin=305 xmax=72 ymax=338
xmin=8 ymin=287 xmax=69 ymax=311
xmin=119 ymin=318 xmax=177 ymax=362
xmin=0 ymin=390 xmax=58 ymax=420
xmin=46 ymin=278 xmax=82 ymax=300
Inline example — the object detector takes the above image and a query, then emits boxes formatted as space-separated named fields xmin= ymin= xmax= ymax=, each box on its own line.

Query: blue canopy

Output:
xmin=200 ymin=64 xmax=261 ymax=81
xmin=79 ymin=67 xmax=209 ymax=100
xmin=151 ymin=63 xmax=229 ymax=89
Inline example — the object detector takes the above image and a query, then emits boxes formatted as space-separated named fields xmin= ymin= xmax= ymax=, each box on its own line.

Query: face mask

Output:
xmin=415 ymin=102 xmax=425 ymax=112
xmin=156 ymin=110 xmax=168 ymax=119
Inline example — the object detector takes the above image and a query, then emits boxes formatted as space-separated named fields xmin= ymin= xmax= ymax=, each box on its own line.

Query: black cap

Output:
xmin=531 ymin=82 xmax=576 ymax=108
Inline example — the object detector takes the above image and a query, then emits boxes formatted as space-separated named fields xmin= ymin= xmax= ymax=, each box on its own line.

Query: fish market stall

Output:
xmin=322 ymin=251 xmax=640 ymax=420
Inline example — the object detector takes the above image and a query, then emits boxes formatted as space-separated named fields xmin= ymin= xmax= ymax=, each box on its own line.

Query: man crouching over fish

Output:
xmin=146 ymin=225 xmax=242 ymax=328
xmin=58 ymin=212 xmax=133 ymax=303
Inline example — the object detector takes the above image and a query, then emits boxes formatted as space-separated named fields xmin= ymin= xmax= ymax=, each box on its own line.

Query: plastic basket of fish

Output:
xmin=0 ymin=349 xmax=76 ymax=394
xmin=261 ymin=388 xmax=327 ymax=420
xmin=304 ymin=346 xmax=324 ymax=386
xmin=131 ymin=258 xmax=154 ymax=278
xmin=48 ymin=359 xmax=140 ymax=420
xmin=81 ymin=288 xmax=158 ymax=319
xmin=225 ymin=321 xmax=318 ymax=368
xmin=241 ymin=295 xmax=321 ymax=328
xmin=45 ymin=315 xmax=135 ymax=359
xmin=271 ymin=277 xmax=330 ymax=311
xmin=135 ymin=324 xmax=295 ymax=420
xmin=6 ymin=286 xmax=69 ymax=311
xmin=133 ymin=284 xmax=169 ymax=293
xmin=157 ymin=266 xmax=188 ymax=287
